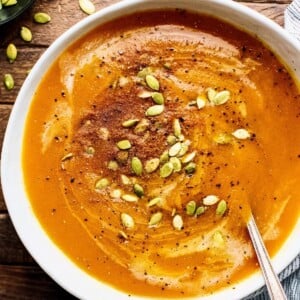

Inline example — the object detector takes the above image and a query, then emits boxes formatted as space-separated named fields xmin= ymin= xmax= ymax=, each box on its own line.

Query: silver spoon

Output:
xmin=247 ymin=213 xmax=287 ymax=300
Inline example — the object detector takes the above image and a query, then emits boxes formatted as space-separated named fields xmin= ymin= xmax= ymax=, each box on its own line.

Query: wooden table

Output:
xmin=0 ymin=0 xmax=293 ymax=298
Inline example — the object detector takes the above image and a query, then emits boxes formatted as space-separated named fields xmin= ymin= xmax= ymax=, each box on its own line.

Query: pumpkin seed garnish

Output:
xmin=110 ymin=189 xmax=122 ymax=198
xmin=117 ymin=140 xmax=131 ymax=150
xmin=6 ymin=43 xmax=17 ymax=63
xmin=134 ymin=118 xmax=149 ymax=134
xmin=138 ymin=90 xmax=152 ymax=98
xmin=34 ymin=12 xmax=51 ymax=24
xmin=148 ymin=212 xmax=163 ymax=226
xmin=133 ymin=183 xmax=144 ymax=197
xmin=232 ymin=128 xmax=251 ymax=140
xmin=108 ymin=160 xmax=118 ymax=171
xmin=2 ymin=0 xmax=17 ymax=7
xmin=147 ymin=197 xmax=162 ymax=207
xmin=160 ymin=162 xmax=174 ymax=178
xmin=195 ymin=206 xmax=206 ymax=216
xmin=121 ymin=174 xmax=131 ymax=185
xmin=178 ymin=141 xmax=190 ymax=157
xmin=213 ymin=133 xmax=232 ymax=145
xmin=137 ymin=67 xmax=153 ymax=79
xmin=145 ymin=74 xmax=160 ymax=91
xmin=79 ymin=0 xmax=95 ymax=15
xmin=170 ymin=157 xmax=181 ymax=172
xmin=173 ymin=119 xmax=181 ymax=138
xmin=122 ymin=119 xmax=139 ymax=128
xmin=151 ymin=92 xmax=164 ymax=105
xmin=207 ymin=88 xmax=217 ymax=102
xmin=122 ymin=194 xmax=138 ymax=202
xmin=61 ymin=152 xmax=73 ymax=161
xmin=196 ymin=96 xmax=206 ymax=109
xmin=145 ymin=105 xmax=164 ymax=117
xmin=169 ymin=142 xmax=182 ymax=157
xmin=184 ymin=162 xmax=196 ymax=174
xmin=121 ymin=213 xmax=134 ymax=229
xmin=216 ymin=200 xmax=227 ymax=216
xmin=213 ymin=90 xmax=230 ymax=105
xmin=95 ymin=178 xmax=109 ymax=190
xmin=186 ymin=201 xmax=196 ymax=216
xmin=181 ymin=151 xmax=196 ymax=164
xmin=131 ymin=157 xmax=143 ymax=176
xmin=159 ymin=150 xmax=169 ymax=164
xmin=20 ymin=26 xmax=32 ymax=42
xmin=172 ymin=214 xmax=183 ymax=230
xmin=167 ymin=135 xmax=177 ymax=146
xmin=3 ymin=74 xmax=14 ymax=90
xmin=145 ymin=158 xmax=160 ymax=173
xmin=203 ymin=195 xmax=219 ymax=206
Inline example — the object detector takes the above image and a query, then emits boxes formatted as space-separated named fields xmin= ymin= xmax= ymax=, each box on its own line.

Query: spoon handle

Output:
xmin=247 ymin=214 xmax=287 ymax=300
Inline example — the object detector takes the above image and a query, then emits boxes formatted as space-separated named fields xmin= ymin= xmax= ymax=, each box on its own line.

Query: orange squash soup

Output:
xmin=23 ymin=10 xmax=300 ymax=298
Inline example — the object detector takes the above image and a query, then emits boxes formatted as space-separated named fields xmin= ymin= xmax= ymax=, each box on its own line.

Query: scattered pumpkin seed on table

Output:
xmin=79 ymin=0 xmax=96 ymax=15
xmin=20 ymin=26 xmax=32 ymax=42
xmin=34 ymin=12 xmax=51 ymax=24
xmin=3 ymin=74 xmax=14 ymax=90
xmin=6 ymin=43 xmax=17 ymax=63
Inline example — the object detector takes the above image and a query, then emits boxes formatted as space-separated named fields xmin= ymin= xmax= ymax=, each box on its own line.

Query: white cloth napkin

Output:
xmin=285 ymin=0 xmax=300 ymax=42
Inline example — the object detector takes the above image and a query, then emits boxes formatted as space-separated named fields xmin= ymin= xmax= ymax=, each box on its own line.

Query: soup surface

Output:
xmin=23 ymin=10 xmax=300 ymax=298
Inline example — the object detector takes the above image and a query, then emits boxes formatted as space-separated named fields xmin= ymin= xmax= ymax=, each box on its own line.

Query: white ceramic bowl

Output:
xmin=2 ymin=0 xmax=300 ymax=299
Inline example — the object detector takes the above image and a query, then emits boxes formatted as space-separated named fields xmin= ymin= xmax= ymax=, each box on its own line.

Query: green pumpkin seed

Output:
xmin=178 ymin=141 xmax=190 ymax=157
xmin=147 ymin=197 xmax=162 ymax=207
xmin=20 ymin=26 xmax=32 ymax=42
xmin=167 ymin=135 xmax=177 ymax=146
xmin=207 ymin=88 xmax=217 ymax=102
xmin=170 ymin=157 xmax=181 ymax=172
xmin=160 ymin=162 xmax=174 ymax=178
xmin=186 ymin=200 xmax=196 ymax=216
xmin=3 ymin=0 xmax=17 ymax=6
xmin=232 ymin=128 xmax=251 ymax=140
xmin=145 ymin=74 xmax=160 ymax=91
xmin=108 ymin=160 xmax=118 ymax=171
xmin=196 ymin=96 xmax=206 ymax=109
xmin=172 ymin=214 xmax=183 ymax=230
xmin=122 ymin=119 xmax=139 ymax=128
xmin=79 ymin=0 xmax=95 ymax=15
xmin=148 ymin=212 xmax=163 ymax=226
xmin=213 ymin=133 xmax=232 ymax=144
xmin=6 ymin=43 xmax=17 ymax=63
xmin=134 ymin=118 xmax=149 ymax=134
xmin=159 ymin=150 xmax=169 ymax=164
xmin=216 ymin=200 xmax=227 ymax=216
xmin=117 ymin=140 xmax=131 ymax=150
xmin=137 ymin=67 xmax=153 ymax=79
xmin=110 ymin=189 xmax=122 ymax=198
xmin=121 ymin=213 xmax=134 ymax=229
xmin=151 ymin=92 xmax=164 ymax=105
xmin=173 ymin=119 xmax=181 ymax=138
xmin=195 ymin=206 xmax=206 ymax=216
xmin=145 ymin=105 xmax=164 ymax=117
xmin=95 ymin=178 xmax=109 ymax=190
xmin=213 ymin=90 xmax=230 ymax=105
xmin=122 ymin=194 xmax=138 ymax=202
xmin=34 ymin=12 xmax=51 ymax=24
xmin=203 ymin=195 xmax=219 ymax=206
xmin=145 ymin=158 xmax=160 ymax=173
xmin=181 ymin=151 xmax=196 ymax=164
xmin=133 ymin=183 xmax=144 ymax=197
xmin=131 ymin=157 xmax=143 ymax=176
xmin=184 ymin=162 xmax=196 ymax=174
xmin=3 ymin=74 xmax=14 ymax=90
xmin=121 ymin=174 xmax=131 ymax=185
xmin=169 ymin=142 xmax=182 ymax=157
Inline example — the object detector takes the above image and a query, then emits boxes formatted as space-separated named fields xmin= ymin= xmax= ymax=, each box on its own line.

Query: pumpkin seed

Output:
xmin=131 ymin=157 xmax=143 ymax=176
xmin=151 ymin=92 xmax=164 ymax=105
xmin=196 ymin=96 xmax=206 ymax=109
xmin=79 ymin=0 xmax=95 ymax=15
xmin=122 ymin=119 xmax=139 ymax=128
xmin=213 ymin=133 xmax=232 ymax=144
xmin=186 ymin=200 xmax=196 ymax=216
xmin=121 ymin=174 xmax=131 ymax=185
xmin=207 ymin=88 xmax=217 ymax=102
xmin=147 ymin=197 xmax=162 ymax=207
xmin=169 ymin=142 xmax=181 ymax=157
xmin=195 ymin=206 xmax=206 ymax=216
xmin=148 ymin=212 xmax=163 ymax=226
xmin=232 ymin=128 xmax=251 ymax=140
xmin=133 ymin=183 xmax=144 ymax=197
xmin=20 ymin=26 xmax=32 ymax=42
xmin=160 ymin=162 xmax=174 ymax=178
xmin=172 ymin=214 xmax=183 ymax=230
xmin=6 ymin=43 xmax=17 ymax=63
xmin=145 ymin=74 xmax=160 ymax=91
xmin=134 ymin=118 xmax=149 ymax=134
xmin=181 ymin=151 xmax=196 ymax=164
xmin=110 ymin=189 xmax=122 ymax=198
xmin=3 ymin=0 xmax=17 ymax=6
xmin=167 ymin=135 xmax=177 ymax=146
xmin=203 ymin=195 xmax=219 ymax=206
xmin=34 ymin=12 xmax=51 ymax=24
xmin=159 ymin=150 xmax=169 ymax=164
xmin=3 ymin=74 xmax=14 ymax=90
xmin=184 ymin=162 xmax=196 ymax=174
xmin=137 ymin=67 xmax=153 ymax=79
xmin=145 ymin=158 xmax=160 ymax=173
xmin=173 ymin=119 xmax=181 ymax=138
xmin=121 ymin=213 xmax=134 ymax=229
xmin=178 ymin=141 xmax=190 ymax=157
xmin=169 ymin=157 xmax=181 ymax=172
xmin=138 ymin=90 xmax=152 ymax=98
xmin=216 ymin=200 xmax=227 ymax=216
xmin=122 ymin=194 xmax=138 ymax=202
xmin=95 ymin=178 xmax=109 ymax=190
xmin=117 ymin=140 xmax=131 ymax=150
xmin=108 ymin=160 xmax=118 ymax=171
xmin=61 ymin=152 xmax=73 ymax=161
xmin=213 ymin=90 xmax=230 ymax=105
xmin=145 ymin=105 xmax=164 ymax=117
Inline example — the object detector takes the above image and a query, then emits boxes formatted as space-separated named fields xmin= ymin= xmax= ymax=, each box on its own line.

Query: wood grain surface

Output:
xmin=0 ymin=0 xmax=292 ymax=299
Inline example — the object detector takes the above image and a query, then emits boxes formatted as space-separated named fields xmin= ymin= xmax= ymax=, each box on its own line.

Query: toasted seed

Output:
xmin=108 ymin=160 xmax=118 ymax=171
xmin=116 ymin=151 xmax=129 ymax=164
xmin=133 ymin=183 xmax=144 ymax=197
xmin=213 ymin=231 xmax=224 ymax=247
xmin=3 ymin=74 xmax=14 ymax=90
xmin=145 ymin=105 xmax=164 ymax=117
xmin=121 ymin=213 xmax=134 ymax=229
xmin=170 ymin=157 xmax=181 ymax=172
xmin=79 ymin=0 xmax=95 ymax=14
xmin=148 ymin=212 xmax=163 ymax=226
xmin=145 ymin=158 xmax=160 ymax=173
xmin=181 ymin=151 xmax=196 ymax=164
xmin=173 ymin=119 xmax=181 ymax=138
xmin=151 ymin=92 xmax=164 ymax=105
xmin=20 ymin=26 xmax=32 ymax=42
xmin=178 ymin=141 xmax=190 ymax=157
xmin=172 ymin=214 xmax=183 ymax=230
xmin=195 ymin=206 xmax=206 ymax=216
xmin=213 ymin=90 xmax=230 ymax=105
xmin=110 ymin=189 xmax=122 ymax=198
xmin=134 ymin=118 xmax=149 ymax=134
xmin=203 ymin=195 xmax=219 ymax=206
xmin=131 ymin=157 xmax=143 ymax=176
xmin=137 ymin=67 xmax=153 ymax=79
xmin=216 ymin=200 xmax=227 ymax=216
xmin=34 ymin=12 xmax=51 ymax=24
xmin=61 ymin=152 xmax=73 ymax=161
xmin=214 ymin=133 xmax=232 ymax=144
xmin=145 ymin=74 xmax=159 ymax=91
xmin=122 ymin=194 xmax=138 ymax=202
xmin=184 ymin=162 xmax=196 ymax=174
xmin=3 ymin=0 xmax=17 ymax=6
xmin=117 ymin=140 xmax=131 ymax=150
xmin=232 ymin=128 xmax=251 ymax=140
xmin=121 ymin=174 xmax=131 ymax=185
xmin=95 ymin=178 xmax=109 ymax=190
xmin=138 ymin=90 xmax=152 ymax=98
xmin=186 ymin=200 xmax=196 ymax=216
xmin=167 ymin=135 xmax=177 ymax=146
xmin=160 ymin=162 xmax=174 ymax=178
xmin=86 ymin=146 xmax=95 ymax=155
xmin=118 ymin=230 xmax=128 ymax=239
xmin=159 ymin=150 xmax=169 ymax=164
xmin=122 ymin=119 xmax=139 ymax=128
xmin=169 ymin=142 xmax=182 ymax=157
xmin=207 ymin=88 xmax=217 ymax=102
xmin=196 ymin=96 xmax=206 ymax=109
xmin=6 ymin=43 xmax=17 ymax=63
xmin=147 ymin=197 xmax=162 ymax=207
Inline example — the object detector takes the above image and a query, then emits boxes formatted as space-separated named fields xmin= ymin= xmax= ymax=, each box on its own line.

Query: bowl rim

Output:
xmin=1 ymin=0 xmax=300 ymax=299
